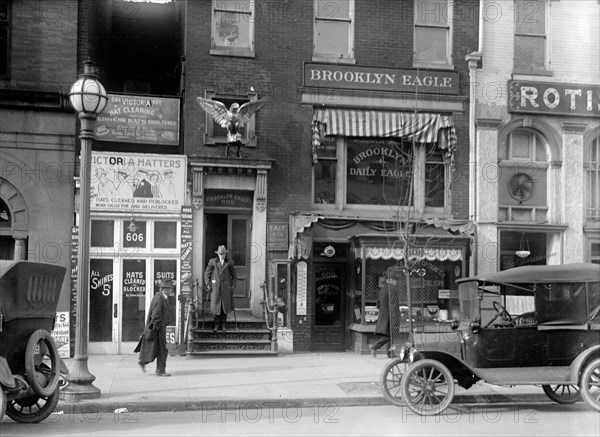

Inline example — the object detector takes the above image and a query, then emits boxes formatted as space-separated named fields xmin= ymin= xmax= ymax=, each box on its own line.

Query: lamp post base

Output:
xmin=60 ymin=383 xmax=101 ymax=401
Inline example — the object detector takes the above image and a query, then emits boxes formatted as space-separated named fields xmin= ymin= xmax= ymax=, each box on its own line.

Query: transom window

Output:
xmin=414 ymin=0 xmax=453 ymax=66
xmin=313 ymin=0 xmax=354 ymax=61
xmin=211 ymin=0 xmax=255 ymax=57
xmin=514 ymin=0 xmax=549 ymax=73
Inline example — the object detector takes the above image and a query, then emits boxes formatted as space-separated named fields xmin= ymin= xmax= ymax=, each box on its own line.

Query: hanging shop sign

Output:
xmin=180 ymin=206 xmax=193 ymax=298
xmin=508 ymin=80 xmax=600 ymax=117
xmin=90 ymin=152 xmax=186 ymax=213
xmin=267 ymin=222 xmax=288 ymax=251
xmin=94 ymin=94 xmax=180 ymax=145
xmin=304 ymin=62 xmax=459 ymax=95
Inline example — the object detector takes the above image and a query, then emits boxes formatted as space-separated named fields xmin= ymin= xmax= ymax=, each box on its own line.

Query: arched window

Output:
xmin=0 ymin=197 xmax=14 ymax=259
xmin=585 ymin=136 xmax=600 ymax=223
xmin=498 ymin=129 xmax=549 ymax=222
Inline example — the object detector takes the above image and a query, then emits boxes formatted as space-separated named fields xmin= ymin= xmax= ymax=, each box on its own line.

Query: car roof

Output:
xmin=456 ymin=263 xmax=600 ymax=285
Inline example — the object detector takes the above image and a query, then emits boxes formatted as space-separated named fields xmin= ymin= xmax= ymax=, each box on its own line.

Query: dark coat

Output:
xmin=135 ymin=291 xmax=170 ymax=362
xmin=204 ymin=256 xmax=237 ymax=315
xmin=375 ymin=284 xmax=391 ymax=336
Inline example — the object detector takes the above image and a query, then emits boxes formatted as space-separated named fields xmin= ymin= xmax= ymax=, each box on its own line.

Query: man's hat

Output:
xmin=160 ymin=279 xmax=175 ymax=289
xmin=215 ymin=245 xmax=228 ymax=255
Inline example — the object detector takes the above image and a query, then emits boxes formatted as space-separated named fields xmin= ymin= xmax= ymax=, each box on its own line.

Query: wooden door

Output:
xmin=228 ymin=215 xmax=251 ymax=309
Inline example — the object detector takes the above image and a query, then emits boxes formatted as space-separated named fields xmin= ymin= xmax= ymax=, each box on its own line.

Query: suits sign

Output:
xmin=90 ymin=152 xmax=186 ymax=213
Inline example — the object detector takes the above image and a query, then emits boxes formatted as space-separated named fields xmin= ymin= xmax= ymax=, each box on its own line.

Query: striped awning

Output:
xmin=311 ymin=108 xmax=457 ymax=165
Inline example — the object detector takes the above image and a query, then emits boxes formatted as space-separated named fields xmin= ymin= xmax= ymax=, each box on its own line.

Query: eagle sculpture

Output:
xmin=197 ymin=96 xmax=266 ymax=157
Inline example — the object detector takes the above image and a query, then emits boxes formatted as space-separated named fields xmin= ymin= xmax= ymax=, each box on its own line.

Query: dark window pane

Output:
xmin=91 ymin=220 xmax=115 ymax=247
xmin=346 ymin=138 xmax=413 ymax=205
xmin=122 ymin=259 xmax=146 ymax=342
xmin=154 ymin=221 xmax=177 ymax=248
xmin=314 ymin=160 xmax=336 ymax=204
xmin=89 ymin=259 xmax=113 ymax=342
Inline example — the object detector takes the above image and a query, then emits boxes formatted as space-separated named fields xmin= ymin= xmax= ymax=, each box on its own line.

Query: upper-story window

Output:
xmin=498 ymin=129 xmax=549 ymax=222
xmin=211 ymin=0 xmax=255 ymax=57
xmin=0 ymin=0 xmax=10 ymax=78
xmin=313 ymin=0 xmax=354 ymax=62
xmin=414 ymin=0 xmax=453 ymax=67
xmin=514 ymin=0 xmax=549 ymax=73
xmin=585 ymin=136 xmax=600 ymax=223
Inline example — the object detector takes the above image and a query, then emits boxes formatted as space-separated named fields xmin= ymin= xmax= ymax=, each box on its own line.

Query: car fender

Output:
xmin=570 ymin=345 xmax=600 ymax=382
xmin=417 ymin=350 xmax=481 ymax=387
xmin=0 ymin=356 xmax=17 ymax=389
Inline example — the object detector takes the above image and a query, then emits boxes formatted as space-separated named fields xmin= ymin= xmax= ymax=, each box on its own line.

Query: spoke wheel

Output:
xmin=380 ymin=358 xmax=407 ymax=406
xmin=25 ymin=329 xmax=60 ymax=398
xmin=400 ymin=359 xmax=455 ymax=416
xmin=580 ymin=358 xmax=600 ymax=412
xmin=542 ymin=384 xmax=581 ymax=404
xmin=5 ymin=389 xmax=59 ymax=423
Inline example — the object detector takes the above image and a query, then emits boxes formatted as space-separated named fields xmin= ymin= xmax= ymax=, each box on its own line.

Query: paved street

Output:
xmin=2 ymin=403 xmax=599 ymax=437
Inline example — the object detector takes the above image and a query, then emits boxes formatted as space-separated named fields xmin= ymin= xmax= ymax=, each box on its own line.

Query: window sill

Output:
xmin=312 ymin=55 xmax=356 ymax=65
xmin=413 ymin=62 xmax=455 ymax=71
xmin=512 ymin=69 xmax=554 ymax=77
xmin=210 ymin=48 xmax=256 ymax=58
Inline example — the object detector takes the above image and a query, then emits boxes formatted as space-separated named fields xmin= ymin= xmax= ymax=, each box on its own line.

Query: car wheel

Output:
xmin=580 ymin=358 xmax=600 ymax=412
xmin=25 ymin=329 xmax=61 ymax=398
xmin=5 ymin=389 xmax=59 ymax=423
xmin=380 ymin=358 xmax=408 ymax=406
xmin=400 ymin=359 xmax=455 ymax=416
xmin=542 ymin=384 xmax=581 ymax=404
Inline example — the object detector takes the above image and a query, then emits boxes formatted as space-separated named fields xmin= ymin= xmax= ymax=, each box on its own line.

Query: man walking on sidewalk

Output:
xmin=204 ymin=245 xmax=237 ymax=332
xmin=136 ymin=278 xmax=175 ymax=376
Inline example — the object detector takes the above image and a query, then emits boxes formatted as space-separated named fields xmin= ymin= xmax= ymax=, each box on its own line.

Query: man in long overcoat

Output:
xmin=204 ymin=245 xmax=237 ymax=332
xmin=136 ymin=278 xmax=174 ymax=376
xmin=370 ymin=282 xmax=392 ymax=358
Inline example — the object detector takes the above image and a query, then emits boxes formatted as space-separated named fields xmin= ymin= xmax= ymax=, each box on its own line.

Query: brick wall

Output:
xmin=183 ymin=0 xmax=479 ymax=349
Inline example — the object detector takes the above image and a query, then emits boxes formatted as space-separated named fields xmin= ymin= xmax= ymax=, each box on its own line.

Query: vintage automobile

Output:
xmin=0 ymin=260 xmax=67 ymax=423
xmin=380 ymin=262 xmax=600 ymax=415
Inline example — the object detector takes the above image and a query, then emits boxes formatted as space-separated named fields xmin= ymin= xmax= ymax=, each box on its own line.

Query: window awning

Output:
xmin=311 ymin=108 xmax=457 ymax=165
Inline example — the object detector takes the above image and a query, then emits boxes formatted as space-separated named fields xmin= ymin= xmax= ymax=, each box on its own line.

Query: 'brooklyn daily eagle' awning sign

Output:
xmin=304 ymin=62 xmax=459 ymax=95
xmin=508 ymin=80 xmax=600 ymax=117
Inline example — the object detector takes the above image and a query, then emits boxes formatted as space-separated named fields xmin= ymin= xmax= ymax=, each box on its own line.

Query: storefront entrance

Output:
xmin=312 ymin=262 xmax=346 ymax=351
xmin=205 ymin=213 xmax=251 ymax=309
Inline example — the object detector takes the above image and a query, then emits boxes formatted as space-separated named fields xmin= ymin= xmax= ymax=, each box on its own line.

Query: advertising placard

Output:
xmin=51 ymin=312 xmax=70 ymax=358
xmin=95 ymin=94 xmax=180 ymax=145
xmin=296 ymin=261 xmax=307 ymax=316
xmin=180 ymin=206 xmax=193 ymax=298
xmin=90 ymin=152 xmax=186 ymax=213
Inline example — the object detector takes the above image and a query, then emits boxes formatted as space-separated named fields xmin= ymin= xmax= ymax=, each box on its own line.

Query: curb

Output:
xmin=55 ymin=394 xmax=550 ymax=415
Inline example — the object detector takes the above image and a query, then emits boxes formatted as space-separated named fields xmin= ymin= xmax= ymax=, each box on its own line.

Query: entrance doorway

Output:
xmin=205 ymin=213 xmax=251 ymax=309
xmin=312 ymin=262 xmax=346 ymax=351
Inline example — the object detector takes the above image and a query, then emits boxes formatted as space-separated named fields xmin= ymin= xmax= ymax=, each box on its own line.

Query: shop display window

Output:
xmin=154 ymin=221 xmax=177 ymax=248
xmin=91 ymin=220 xmax=115 ymax=247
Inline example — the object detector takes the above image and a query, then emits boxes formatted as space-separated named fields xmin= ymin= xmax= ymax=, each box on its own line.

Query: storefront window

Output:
xmin=425 ymin=145 xmax=445 ymax=208
xmin=346 ymin=138 xmax=413 ymax=206
xmin=499 ymin=231 xmax=550 ymax=271
xmin=314 ymin=136 xmax=337 ymax=205
xmin=123 ymin=220 xmax=147 ymax=248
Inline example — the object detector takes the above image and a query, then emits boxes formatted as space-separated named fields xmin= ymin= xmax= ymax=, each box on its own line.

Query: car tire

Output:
xmin=542 ymin=384 xmax=582 ymax=404
xmin=400 ymin=359 xmax=455 ymax=416
xmin=25 ymin=329 xmax=61 ymax=398
xmin=5 ymin=389 xmax=59 ymax=423
xmin=580 ymin=358 xmax=600 ymax=412
xmin=380 ymin=358 xmax=408 ymax=406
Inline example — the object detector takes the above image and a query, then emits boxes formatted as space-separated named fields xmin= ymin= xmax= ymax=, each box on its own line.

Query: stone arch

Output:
xmin=0 ymin=151 xmax=54 ymax=233
xmin=0 ymin=177 xmax=29 ymax=239
xmin=583 ymin=124 xmax=600 ymax=146
xmin=497 ymin=116 xmax=563 ymax=166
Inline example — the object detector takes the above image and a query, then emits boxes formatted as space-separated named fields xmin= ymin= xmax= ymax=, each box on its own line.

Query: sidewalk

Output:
xmin=56 ymin=352 xmax=549 ymax=414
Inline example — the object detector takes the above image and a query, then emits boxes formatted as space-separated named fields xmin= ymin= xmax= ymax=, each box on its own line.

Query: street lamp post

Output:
xmin=61 ymin=60 xmax=107 ymax=401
